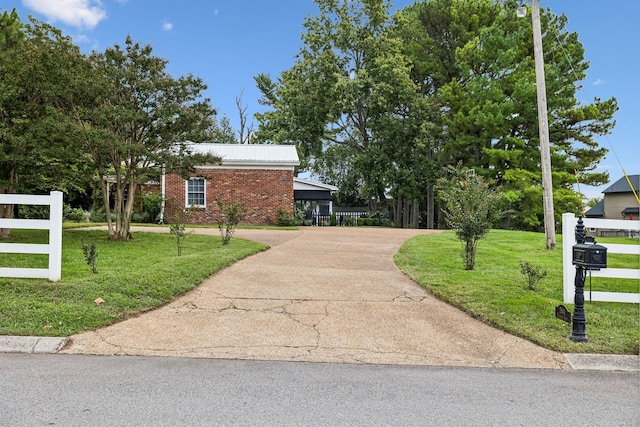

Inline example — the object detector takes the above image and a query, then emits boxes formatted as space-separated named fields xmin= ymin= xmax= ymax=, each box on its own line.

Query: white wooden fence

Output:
xmin=562 ymin=213 xmax=640 ymax=304
xmin=0 ymin=191 xmax=63 ymax=281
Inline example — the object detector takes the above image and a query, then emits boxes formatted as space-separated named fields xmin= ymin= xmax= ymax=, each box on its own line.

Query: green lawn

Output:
xmin=0 ymin=229 xmax=267 ymax=337
xmin=395 ymin=230 xmax=639 ymax=355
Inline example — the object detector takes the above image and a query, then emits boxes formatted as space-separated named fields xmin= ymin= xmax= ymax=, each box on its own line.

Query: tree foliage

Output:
xmin=253 ymin=0 xmax=617 ymax=231
xmin=74 ymin=36 xmax=217 ymax=240
xmin=436 ymin=165 xmax=504 ymax=270
xmin=0 ymin=12 xmax=94 ymax=236
xmin=254 ymin=0 xmax=434 ymax=216
xmin=400 ymin=0 xmax=616 ymax=230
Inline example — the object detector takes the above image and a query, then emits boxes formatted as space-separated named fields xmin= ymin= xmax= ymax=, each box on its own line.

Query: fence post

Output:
xmin=562 ymin=213 xmax=575 ymax=304
xmin=48 ymin=191 xmax=63 ymax=281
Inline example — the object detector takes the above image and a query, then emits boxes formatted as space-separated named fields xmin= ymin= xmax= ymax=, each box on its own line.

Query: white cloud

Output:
xmin=22 ymin=0 xmax=107 ymax=29
xmin=162 ymin=21 xmax=173 ymax=31
xmin=593 ymin=78 xmax=606 ymax=86
xmin=214 ymin=9 xmax=219 ymax=16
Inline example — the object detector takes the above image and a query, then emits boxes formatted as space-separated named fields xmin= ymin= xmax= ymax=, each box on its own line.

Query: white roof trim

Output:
xmin=294 ymin=178 xmax=338 ymax=192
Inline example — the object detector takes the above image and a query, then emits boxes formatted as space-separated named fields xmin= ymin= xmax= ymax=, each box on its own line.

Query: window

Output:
xmin=186 ymin=178 xmax=205 ymax=207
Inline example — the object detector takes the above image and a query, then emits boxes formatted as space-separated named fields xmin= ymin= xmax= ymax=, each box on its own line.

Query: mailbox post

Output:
xmin=570 ymin=216 xmax=607 ymax=342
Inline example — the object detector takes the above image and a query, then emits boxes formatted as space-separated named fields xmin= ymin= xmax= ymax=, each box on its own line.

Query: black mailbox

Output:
xmin=572 ymin=240 xmax=607 ymax=270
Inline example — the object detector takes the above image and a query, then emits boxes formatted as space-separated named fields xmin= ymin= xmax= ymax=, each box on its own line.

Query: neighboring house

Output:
xmin=585 ymin=174 xmax=640 ymax=220
xmin=585 ymin=174 xmax=639 ymax=237
xmin=161 ymin=143 xmax=299 ymax=225
xmin=293 ymin=178 xmax=338 ymax=220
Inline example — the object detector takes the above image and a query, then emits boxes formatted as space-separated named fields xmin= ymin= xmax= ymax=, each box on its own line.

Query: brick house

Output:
xmin=161 ymin=143 xmax=299 ymax=225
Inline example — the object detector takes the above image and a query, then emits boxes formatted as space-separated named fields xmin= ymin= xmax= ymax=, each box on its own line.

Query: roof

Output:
xmin=187 ymin=143 xmax=299 ymax=167
xmin=602 ymin=175 xmax=640 ymax=194
xmin=293 ymin=178 xmax=338 ymax=192
xmin=585 ymin=200 xmax=605 ymax=217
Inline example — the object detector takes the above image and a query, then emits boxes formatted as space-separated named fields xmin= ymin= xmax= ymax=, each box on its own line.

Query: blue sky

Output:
xmin=4 ymin=0 xmax=638 ymax=199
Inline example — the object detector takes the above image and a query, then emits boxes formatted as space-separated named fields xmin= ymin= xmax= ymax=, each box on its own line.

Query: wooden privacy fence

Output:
xmin=562 ymin=213 xmax=639 ymax=304
xmin=0 ymin=191 xmax=63 ymax=281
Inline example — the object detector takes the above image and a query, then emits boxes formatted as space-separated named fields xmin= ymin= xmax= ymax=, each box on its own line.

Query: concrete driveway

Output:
xmin=61 ymin=227 xmax=569 ymax=369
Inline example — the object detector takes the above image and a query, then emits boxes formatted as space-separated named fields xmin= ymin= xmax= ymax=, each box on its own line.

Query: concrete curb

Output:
xmin=563 ymin=353 xmax=639 ymax=372
xmin=1 ymin=335 xmax=638 ymax=373
xmin=0 ymin=336 xmax=67 ymax=354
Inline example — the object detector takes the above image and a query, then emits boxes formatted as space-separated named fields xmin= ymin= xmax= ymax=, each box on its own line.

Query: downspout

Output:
xmin=159 ymin=165 xmax=165 ymax=224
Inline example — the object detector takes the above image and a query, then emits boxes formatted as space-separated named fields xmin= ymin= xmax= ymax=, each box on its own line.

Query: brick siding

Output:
xmin=164 ymin=168 xmax=294 ymax=225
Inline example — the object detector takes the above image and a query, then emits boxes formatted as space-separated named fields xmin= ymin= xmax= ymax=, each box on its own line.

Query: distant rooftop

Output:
xmin=585 ymin=199 xmax=604 ymax=217
xmin=602 ymin=174 xmax=639 ymax=194
xmin=186 ymin=143 xmax=299 ymax=167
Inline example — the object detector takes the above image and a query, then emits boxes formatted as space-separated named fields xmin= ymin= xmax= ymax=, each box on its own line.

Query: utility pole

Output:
xmin=531 ymin=0 xmax=556 ymax=250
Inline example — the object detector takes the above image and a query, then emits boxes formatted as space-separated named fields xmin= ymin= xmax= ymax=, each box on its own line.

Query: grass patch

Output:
xmin=0 ymin=229 xmax=267 ymax=337
xmin=395 ymin=230 xmax=639 ymax=355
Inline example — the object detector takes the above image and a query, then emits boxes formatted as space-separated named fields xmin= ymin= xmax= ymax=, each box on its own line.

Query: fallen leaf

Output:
xmin=94 ymin=297 xmax=105 ymax=305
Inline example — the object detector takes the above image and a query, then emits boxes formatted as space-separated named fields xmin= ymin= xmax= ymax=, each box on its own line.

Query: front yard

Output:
xmin=0 ymin=229 xmax=267 ymax=336
xmin=395 ymin=230 xmax=639 ymax=354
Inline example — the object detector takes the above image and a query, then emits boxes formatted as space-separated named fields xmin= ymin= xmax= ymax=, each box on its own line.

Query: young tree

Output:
xmin=436 ymin=165 xmax=504 ymax=270
xmin=77 ymin=36 xmax=217 ymax=240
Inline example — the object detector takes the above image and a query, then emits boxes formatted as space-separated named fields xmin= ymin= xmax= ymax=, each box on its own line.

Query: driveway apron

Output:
xmin=61 ymin=227 xmax=569 ymax=369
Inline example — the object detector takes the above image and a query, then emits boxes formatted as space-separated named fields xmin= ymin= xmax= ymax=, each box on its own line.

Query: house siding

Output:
xmin=604 ymin=193 xmax=637 ymax=220
xmin=164 ymin=168 xmax=294 ymax=225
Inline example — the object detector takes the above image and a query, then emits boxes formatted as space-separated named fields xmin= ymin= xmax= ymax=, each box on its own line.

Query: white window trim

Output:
xmin=185 ymin=178 xmax=206 ymax=208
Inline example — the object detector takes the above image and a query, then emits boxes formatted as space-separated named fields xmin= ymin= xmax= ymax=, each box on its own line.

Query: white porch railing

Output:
xmin=0 ymin=192 xmax=63 ymax=281
xmin=562 ymin=213 xmax=639 ymax=304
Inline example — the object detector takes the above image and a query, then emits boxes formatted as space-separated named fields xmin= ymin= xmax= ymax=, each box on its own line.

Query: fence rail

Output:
xmin=562 ymin=213 xmax=639 ymax=304
xmin=0 ymin=191 xmax=63 ymax=281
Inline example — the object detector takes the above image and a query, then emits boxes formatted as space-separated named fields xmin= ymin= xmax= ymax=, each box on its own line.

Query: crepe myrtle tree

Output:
xmin=436 ymin=164 xmax=504 ymax=270
xmin=74 ymin=36 xmax=218 ymax=240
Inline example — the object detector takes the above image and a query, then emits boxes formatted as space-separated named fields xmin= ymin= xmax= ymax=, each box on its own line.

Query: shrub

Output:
xmin=519 ymin=260 xmax=547 ymax=290
xmin=70 ymin=209 xmax=86 ymax=222
xmin=217 ymin=200 xmax=247 ymax=245
xmin=18 ymin=205 xmax=49 ymax=219
xmin=435 ymin=165 xmax=504 ymax=270
xmin=131 ymin=212 xmax=150 ymax=223
xmin=277 ymin=208 xmax=295 ymax=226
xmin=142 ymin=191 xmax=162 ymax=223
xmin=63 ymin=205 xmax=86 ymax=222
xmin=330 ymin=212 xmax=337 ymax=226
xmin=82 ymin=241 xmax=98 ymax=274
xmin=169 ymin=206 xmax=195 ymax=256
xmin=89 ymin=207 xmax=107 ymax=222
xmin=357 ymin=217 xmax=377 ymax=226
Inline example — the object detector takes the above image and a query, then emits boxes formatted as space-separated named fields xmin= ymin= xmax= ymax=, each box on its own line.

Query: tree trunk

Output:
xmin=0 ymin=202 xmax=12 ymax=238
xmin=394 ymin=196 xmax=402 ymax=228
xmin=99 ymin=177 xmax=115 ymax=240
xmin=402 ymin=197 xmax=409 ymax=229
xmin=0 ymin=170 xmax=18 ymax=238
xmin=412 ymin=198 xmax=420 ymax=229
xmin=426 ymin=185 xmax=435 ymax=229
xmin=437 ymin=200 xmax=446 ymax=229
xmin=503 ymin=207 xmax=511 ymax=230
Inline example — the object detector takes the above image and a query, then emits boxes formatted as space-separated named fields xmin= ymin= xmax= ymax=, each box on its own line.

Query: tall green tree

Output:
xmin=0 ymin=13 xmax=93 ymax=236
xmin=75 ymin=36 xmax=217 ymax=240
xmin=400 ymin=0 xmax=616 ymax=230
xmin=254 ymin=0 xmax=432 ymax=216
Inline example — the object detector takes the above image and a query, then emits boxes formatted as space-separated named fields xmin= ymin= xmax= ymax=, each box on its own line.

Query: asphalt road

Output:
xmin=1 ymin=354 xmax=638 ymax=426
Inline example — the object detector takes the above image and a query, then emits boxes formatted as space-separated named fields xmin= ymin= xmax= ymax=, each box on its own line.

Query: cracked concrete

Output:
xmin=60 ymin=227 xmax=570 ymax=369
